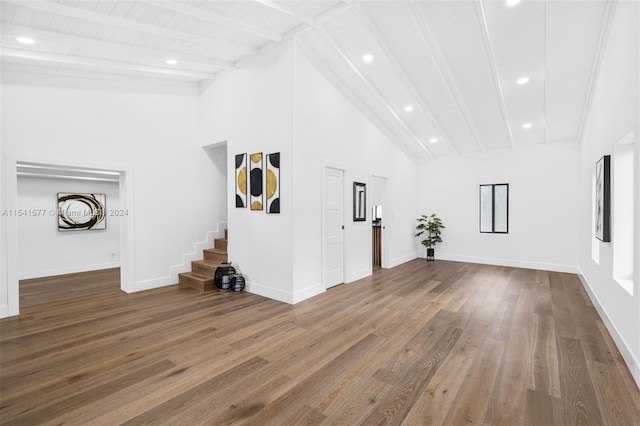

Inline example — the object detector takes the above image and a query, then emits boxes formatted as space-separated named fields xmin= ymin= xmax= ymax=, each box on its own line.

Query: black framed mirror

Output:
xmin=353 ymin=182 xmax=366 ymax=222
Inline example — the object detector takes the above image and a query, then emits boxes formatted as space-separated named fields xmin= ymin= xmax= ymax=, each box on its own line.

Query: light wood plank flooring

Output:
xmin=1 ymin=260 xmax=639 ymax=425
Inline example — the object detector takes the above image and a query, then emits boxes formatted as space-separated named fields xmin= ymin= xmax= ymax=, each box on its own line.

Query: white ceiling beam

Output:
xmin=296 ymin=37 xmax=422 ymax=160
xmin=576 ymin=0 xmax=617 ymax=145
xmin=352 ymin=4 xmax=460 ymax=156
xmin=544 ymin=0 xmax=550 ymax=144
xmin=6 ymin=0 xmax=256 ymax=56
xmin=144 ymin=0 xmax=282 ymax=42
xmin=475 ymin=0 xmax=515 ymax=150
xmin=17 ymin=172 xmax=119 ymax=183
xmin=252 ymin=0 xmax=316 ymax=26
xmin=410 ymin=2 xmax=487 ymax=153
xmin=1 ymin=48 xmax=217 ymax=80
xmin=214 ymin=2 xmax=351 ymax=81
xmin=1 ymin=23 xmax=233 ymax=69
xmin=316 ymin=26 xmax=435 ymax=159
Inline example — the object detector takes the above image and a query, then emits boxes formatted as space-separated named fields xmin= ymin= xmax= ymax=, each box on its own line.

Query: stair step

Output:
xmin=179 ymin=272 xmax=215 ymax=292
xmin=192 ymin=259 xmax=220 ymax=276
xmin=179 ymin=229 xmax=228 ymax=293
xmin=214 ymin=238 xmax=227 ymax=251
xmin=204 ymin=248 xmax=228 ymax=263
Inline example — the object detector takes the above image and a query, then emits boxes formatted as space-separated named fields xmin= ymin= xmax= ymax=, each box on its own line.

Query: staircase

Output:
xmin=179 ymin=229 xmax=228 ymax=291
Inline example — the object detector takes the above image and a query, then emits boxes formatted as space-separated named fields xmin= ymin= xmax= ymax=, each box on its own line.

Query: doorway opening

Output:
xmin=371 ymin=173 xmax=389 ymax=271
xmin=3 ymin=154 xmax=135 ymax=317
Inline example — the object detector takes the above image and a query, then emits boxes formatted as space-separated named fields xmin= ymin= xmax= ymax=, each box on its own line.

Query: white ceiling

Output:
xmin=0 ymin=0 xmax=616 ymax=158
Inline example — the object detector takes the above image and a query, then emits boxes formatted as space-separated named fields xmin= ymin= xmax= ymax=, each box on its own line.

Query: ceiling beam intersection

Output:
xmin=142 ymin=0 xmax=282 ymax=42
xmin=0 ymin=48 xmax=217 ymax=80
xmin=296 ymin=36 xmax=423 ymax=160
xmin=410 ymin=1 xmax=487 ymax=153
xmin=576 ymin=0 xmax=617 ymax=145
xmin=1 ymin=23 xmax=233 ymax=69
xmin=352 ymin=3 xmax=460 ymax=156
xmin=315 ymin=26 xmax=435 ymax=158
xmin=6 ymin=0 xmax=256 ymax=56
xmin=252 ymin=0 xmax=315 ymax=26
xmin=474 ymin=0 xmax=516 ymax=150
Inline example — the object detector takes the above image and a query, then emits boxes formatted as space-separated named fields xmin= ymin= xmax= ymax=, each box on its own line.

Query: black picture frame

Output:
xmin=57 ymin=193 xmax=106 ymax=231
xmin=595 ymin=155 xmax=611 ymax=242
xmin=353 ymin=182 xmax=366 ymax=222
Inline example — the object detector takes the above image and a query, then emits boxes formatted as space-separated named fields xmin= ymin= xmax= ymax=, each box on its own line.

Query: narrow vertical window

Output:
xmin=613 ymin=134 xmax=635 ymax=295
xmin=479 ymin=184 xmax=509 ymax=234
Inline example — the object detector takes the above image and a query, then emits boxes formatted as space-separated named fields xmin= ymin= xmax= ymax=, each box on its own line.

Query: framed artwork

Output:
xmin=595 ymin=155 xmax=611 ymax=242
xmin=266 ymin=152 xmax=280 ymax=214
xmin=250 ymin=152 xmax=263 ymax=210
xmin=58 ymin=193 xmax=106 ymax=231
xmin=353 ymin=182 xmax=366 ymax=221
xmin=235 ymin=153 xmax=247 ymax=208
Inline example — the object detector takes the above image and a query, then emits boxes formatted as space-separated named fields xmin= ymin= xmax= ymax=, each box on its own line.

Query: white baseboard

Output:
xmin=578 ymin=272 xmax=640 ymax=389
xmin=246 ymin=280 xmax=293 ymax=304
xmin=168 ymin=222 xmax=227 ymax=283
xmin=431 ymin=253 xmax=580 ymax=274
xmin=133 ymin=222 xmax=228 ymax=293
xmin=292 ymin=282 xmax=325 ymax=304
xmin=347 ymin=267 xmax=371 ymax=283
xmin=18 ymin=262 xmax=120 ymax=280
xmin=388 ymin=252 xmax=417 ymax=269
xmin=134 ymin=275 xmax=175 ymax=292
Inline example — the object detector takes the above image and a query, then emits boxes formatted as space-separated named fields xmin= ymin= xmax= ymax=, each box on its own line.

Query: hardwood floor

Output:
xmin=1 ymin=260 xmax=639 ymax=425
xmin=19 ymin=268 xmax=121 ymax=308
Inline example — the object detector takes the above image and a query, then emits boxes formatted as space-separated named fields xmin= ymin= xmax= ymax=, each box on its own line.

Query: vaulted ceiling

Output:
xmin=0 ymin=0 xmax=615 ymax=158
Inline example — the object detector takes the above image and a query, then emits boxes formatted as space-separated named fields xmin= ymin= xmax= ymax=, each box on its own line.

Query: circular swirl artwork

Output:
xmin=58 ymin=193 xmax=106 ymax=231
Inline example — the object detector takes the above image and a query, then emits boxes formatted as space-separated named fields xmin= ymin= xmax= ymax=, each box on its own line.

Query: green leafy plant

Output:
xmin=415 ymin=214 xmax=445 ymax=249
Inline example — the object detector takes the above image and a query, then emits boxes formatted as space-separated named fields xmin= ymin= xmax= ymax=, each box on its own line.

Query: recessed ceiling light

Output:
xmin=404 ymin=105 xmax=414 ymax=112
xmin=165 ymin=59 xmax=177 ymax=65
xmin=362 ymin=53 xmax=374 ymax=63
xmin=517 ymin=76 xmax=530 ymax=85
xmin=16 ymin=37 xmax=36 ymax=45
xmin=522 ymin=123 xmax=533 ymax=129
xmin=429 ymin=138 xmax=438 ymax=143
xmin=506 ymin=0 xmax=521 ymax=6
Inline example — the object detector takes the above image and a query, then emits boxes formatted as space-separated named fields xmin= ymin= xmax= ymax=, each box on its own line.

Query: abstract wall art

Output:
xmin=266 ymin=152 xmax=280 ymax=214
xmin=235 ymin=153 xmax=247 ymax=208
xmin=250 ymin=152 xmax=263 ymax=210
xmin=58 ymin=193 xmax=106 ymax=231
xmin=595 ymin=155 xmax=611 ymax=242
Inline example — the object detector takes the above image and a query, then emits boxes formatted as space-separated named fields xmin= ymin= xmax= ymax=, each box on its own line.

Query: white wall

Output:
xmin=417 ymin=145 xmax=581 ymax=272
xmin=200 ymin=42 xmax=295 ymax=302
xmin=200 ymin=40 xmax=419 ymax=304
xmin=578 ymin=0 xmax=640 ymax=385
xmin=1 ymin=74 xmax=227 ymax=316
xmin=293 ymin=44 xmax=418 ymax=297
xmin=17 ymin=177 xmax=120 ymax=279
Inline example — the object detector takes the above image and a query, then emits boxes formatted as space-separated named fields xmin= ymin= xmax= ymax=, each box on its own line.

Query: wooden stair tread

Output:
xmin=204 ymin=248 xmax=227 ymax=255
xmin=179 ymin=272 xmax=215 ymax=292
xmin=180 ymin=229 xmax=228 ymax=292
xmin=193 ymin=259 xmax=221 ymax=267
xmin=179 ymin=271 xmax=212 ymax=281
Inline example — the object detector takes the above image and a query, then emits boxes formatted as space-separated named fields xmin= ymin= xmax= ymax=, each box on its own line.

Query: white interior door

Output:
xmin=323 ymin=166 xmax=344 ymax=288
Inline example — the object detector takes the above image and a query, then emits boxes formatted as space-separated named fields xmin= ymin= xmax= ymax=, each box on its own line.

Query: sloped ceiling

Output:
xmin=0 ymin=0 xmax=616 ymax=158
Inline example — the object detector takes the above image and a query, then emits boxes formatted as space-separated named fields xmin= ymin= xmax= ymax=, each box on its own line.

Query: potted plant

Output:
xmin=415 ymin=213 xmax=445 ymax=261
